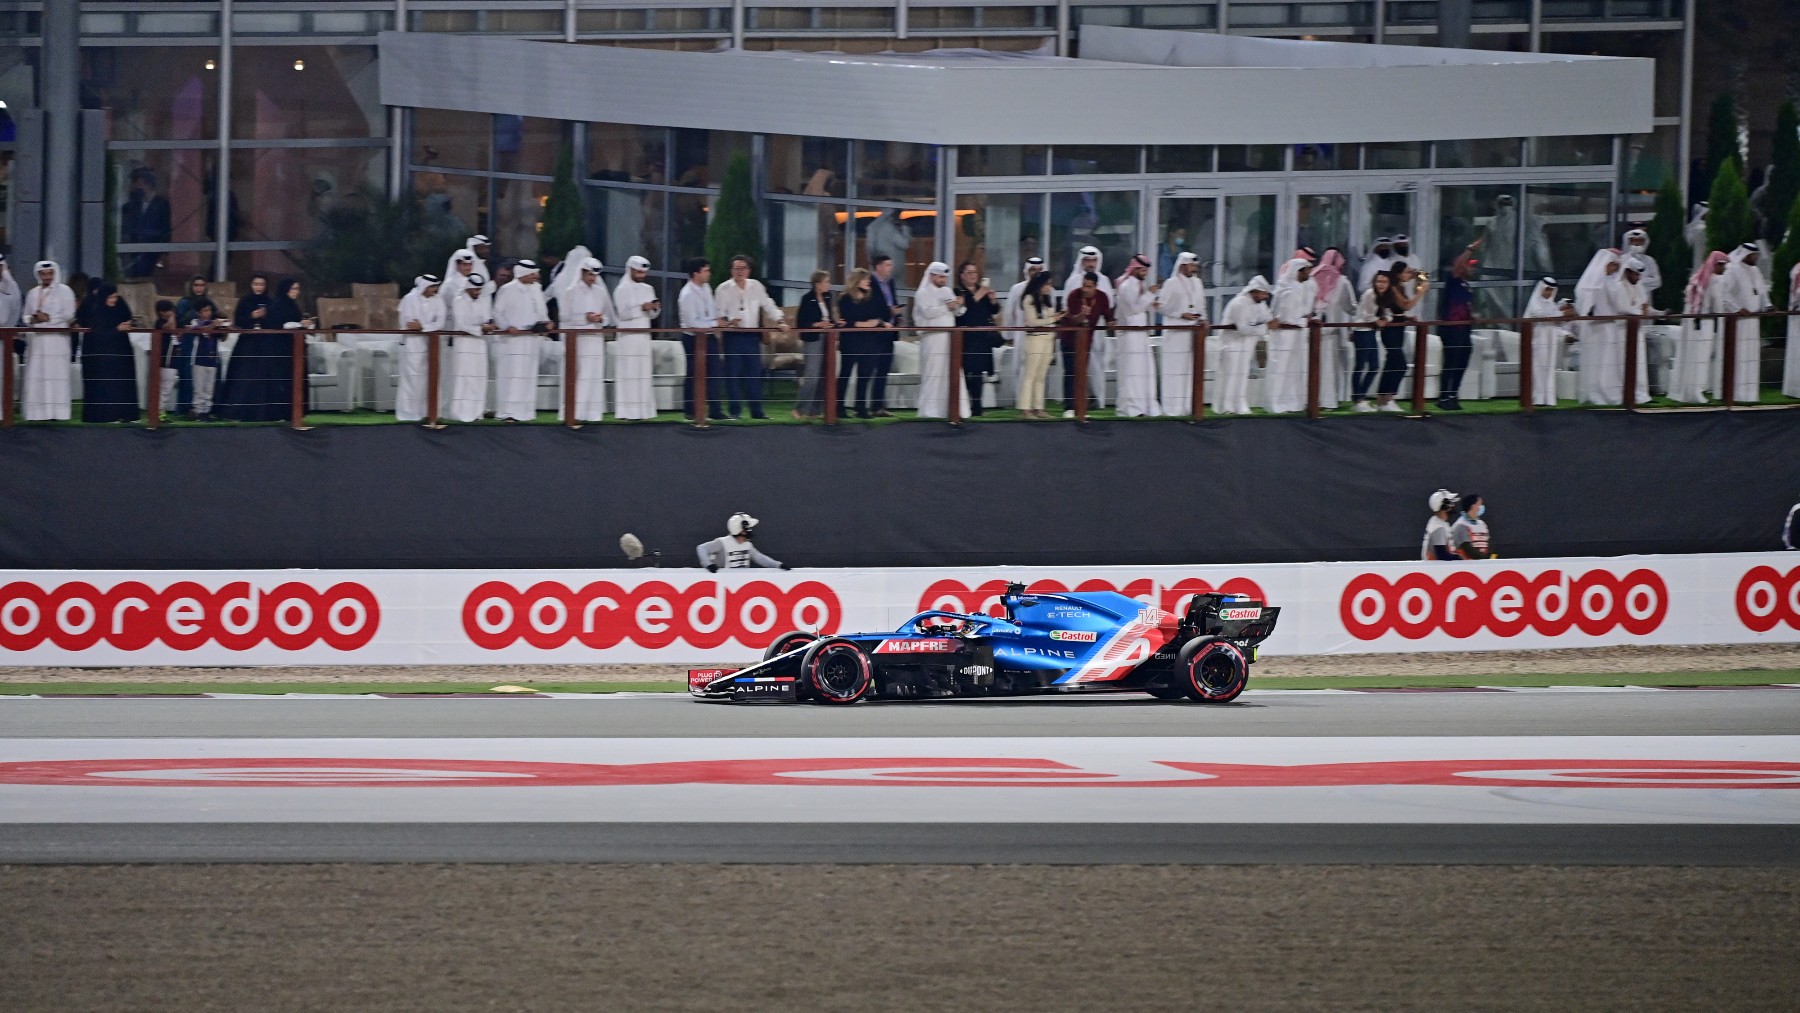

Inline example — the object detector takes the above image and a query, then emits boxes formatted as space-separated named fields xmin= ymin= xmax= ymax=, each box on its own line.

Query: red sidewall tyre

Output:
xmin=802 ymin=638 xmax=873 ymax=704
xmin=765 ymin=630 xmax=820 ymax=662
xmin=1181 ymin=639 xmax=1249 ymax=703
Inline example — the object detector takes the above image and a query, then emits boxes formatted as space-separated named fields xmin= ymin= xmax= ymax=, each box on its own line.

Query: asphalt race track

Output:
xmin=4 ymin=687 xmax=1798 ymax=865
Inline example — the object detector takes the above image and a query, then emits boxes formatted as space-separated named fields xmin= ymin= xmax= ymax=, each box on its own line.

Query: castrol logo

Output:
xmin=916 ymin=577 xmax=1268 ymax=619
xmin=1736 ymin=566 xmax=1800 ymax=632
xmin=1339 ymin=568 xmax=1667 ymax=641
xmin=462 ymin=579 xmax=841 ymax=651
xmin=0 ymin=580 xmax=380 ymax=652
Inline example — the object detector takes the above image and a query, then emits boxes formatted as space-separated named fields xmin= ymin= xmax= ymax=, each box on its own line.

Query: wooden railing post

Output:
xmin=1623 ymin=315 xmax=1642 ymax=411
xmin=1074 ymin=327 xmax=1090 ymax=423
xmin=0 ymin=329 xmax=13 ymax=427
xmin=1411 ymin=323 xmax=1431 ymax=416
xmin=290 ymin=330 xmax=307 ymax=429
xmin=691 ymin=329 xmax=710 ymax=430
xmin=1192 ymin=322 xmax=1207 ymax=421
xmin=426 ymin=331 xmax=443 ymax=429
xmin=563 ymin=329 xmax=580 ymax=429
xmin=948 ymin=327 xmax=963 ymax=426
xmin=1306 ymin=319 xmax=1323 ymax=420
xmin=823 ymin=328 xmax=839 ymax=426
xmin=1721 ymin=313 xmax=1739 ymax=408
xmin=146 ymin=329 xmax=163 ymax=429
xmin=1518 ymin=319 xmax=1535 ymax=413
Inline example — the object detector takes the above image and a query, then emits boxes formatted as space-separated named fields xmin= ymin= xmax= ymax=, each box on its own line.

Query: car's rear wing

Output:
xmin=1185 ymin=593 xmax=1280 ymax=649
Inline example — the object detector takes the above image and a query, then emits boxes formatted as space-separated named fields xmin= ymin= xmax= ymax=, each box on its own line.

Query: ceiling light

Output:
xmin=293 ymin=59 xmax=306 ymax=71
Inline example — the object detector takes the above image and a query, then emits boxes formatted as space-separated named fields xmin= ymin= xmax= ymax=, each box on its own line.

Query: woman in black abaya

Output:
xmin=76 ymin=282 xmax=141 ymax=423
xmin=217 ymin=273 xmax=312 ymax=421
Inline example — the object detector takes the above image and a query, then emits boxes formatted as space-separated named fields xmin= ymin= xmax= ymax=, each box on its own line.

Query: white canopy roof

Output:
xmin=379 ymin=26 xmax=1653 ymax=146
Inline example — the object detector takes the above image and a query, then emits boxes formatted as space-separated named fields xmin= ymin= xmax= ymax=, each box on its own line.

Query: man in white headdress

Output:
xmin=1262 ymin=258 xmax=1317 ymax=413
xmin=0 ymin=255 xmax=21 ymax=335
xmin=611 ymin=255 xmax=660 ymax=420
xmin=1216 ymin=277 xmax=1273 ymax=416
xmin=1785 ymin=259 xmax=1800 ymax=398
xmin=20 ymin=261 xmax=76 ymax=421
xmin=1613 ymin=255 xmax=1655 ymax=402
xmin=1684 ymin=204 xmax=1710 ymax=272
xmin=1575 ymin=249 xmax=1625 ymax=404
xmin=1063 ymin=245 xmax=1114 ymax=407
xmin=441 ymin=249 xmax=481 ymax=312
xmin=1358 ymin=237 xmax=1396 ymax=293
xmin=1156 ymin=251 xmax=1206 ymax=416
xmin=1004 ymin=256 xmax=1045 ymax=408
xmin=554 ymin=247 xmax=612 ymax=423
xmin=466 ymin=234 xmax=493 ymax=272
xmin=395 ymin=274 xmax=444 ymax=422
xmin=1717 ymin=242 xmax=1769 ymax=402
xmin=1112 ymin=254 xmax=1160 ymax=416
xmin=1673 ymin=252 xmax=1729 ymax=404
xmin=444 ymin=272 xmax=495 ymax=423
xmin=491 ymin=259 xmax=549 ymax=421
xmin=911 ymin=261 xmax=970 ymax=419
xmin=1522 ymin=278 xmax=1577 ymax=406
xmin=1620 ymin=228 xmax=1662 ymax=298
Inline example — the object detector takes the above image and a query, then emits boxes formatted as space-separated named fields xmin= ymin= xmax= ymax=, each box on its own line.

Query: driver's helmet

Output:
xmin=918 ymin=615 xmax=968 ymax=635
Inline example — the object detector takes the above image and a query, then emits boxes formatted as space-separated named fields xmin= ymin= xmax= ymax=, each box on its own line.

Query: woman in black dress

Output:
xmin=218 ymin=274 xmax=312 ymax=421
xmin=953 ymin=262 xmax=1000 ymax=416
xmin=76 ymin=282 xmax=140 ymax=423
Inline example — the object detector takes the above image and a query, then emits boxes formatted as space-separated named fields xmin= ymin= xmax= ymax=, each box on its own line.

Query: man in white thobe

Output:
xmin=1621 ymin=228 xmax=1662 ymax=299
xmin=0 ymin=255 xmax=21 ymax=336
xmin=611 ymin=255 xmax=660 ymax=420
xmin=21 ymin=261 xmax=76 ymax=421
xmin=441 ymin=249 xmax=480 ymax=316
xmin=911 ymin=261 xmax=970 ymax=419
xmin=1262 ymin=258 xmax=1317 ymax=413
xmin=1611 ymin=255 xmax=1654 ymax=403
xmin=445 ymin=273 xmax=495 ymax=423
xmin=678 ymin=258 xmax=723 ymax=421
xmin=1156 ymin=251 xmax=1207 ymax=416
xmin=1216 ymin=277 xmax=1272 ymax=416
xmin=1785 ymin=261 xmax=1800 ymax=398
xmin=1063 ymin=245 xmax=1113 ymax=407
xmin=1717 ymin=243 xmax=1769 ymax=402
xmin=1523 ymin=278 xmax=1576 ymax=407
xmin=1358 ymin=237 xmax=1396 ymax=293
xmin=1004 ymin=256 xmax=1045 ymax=408
xmin=1673 ymin=252 xmax=1728 ymax=404
xmin=395 ymin=274 xmax=444 ymax=422
xmin=1575 ymin=249 xmax=1623 ymax=405
xmin=1112 ymin=254 xmax=1160 ymax=417
xmin=556 ymin=253 xmax=612 ymax=423
xmin=491 ymin=260 xmax=549 ymax=421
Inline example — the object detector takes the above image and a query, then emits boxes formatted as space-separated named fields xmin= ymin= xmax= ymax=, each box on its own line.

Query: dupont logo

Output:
xmin=875 ymin=639 xmax=959 ymax=654
xmin=0 ymin=580 xmax=380 ymax=652
xmin=462 ymin=580 xmax=841 ymax=651
xmin=1339 ymin=568 xmax=1667 ymax=640
xmin=1049 ymin=630 xmax=1097 ymax=642
xmin=1219 ymin=607 xmax=1263 ymax=621
xmin=1736 ymin=566 xmax=1800 ymax=632
xmin=916 ymin=577 xmax=1269 ymax=620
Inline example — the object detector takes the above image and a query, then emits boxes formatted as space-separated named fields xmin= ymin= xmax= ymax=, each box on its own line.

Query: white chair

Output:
xmin=1644 ymin=323 xmax=1680 ymax=396
xmin=305 ymin=337 xmax=358 ymax=412
xmin=886 ymin=339 xmax=921 ymax=409
xmin=333 ymin=333 xmax=402 ymax=411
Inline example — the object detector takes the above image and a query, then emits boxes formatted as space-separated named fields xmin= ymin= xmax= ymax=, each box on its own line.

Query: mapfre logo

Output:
xmin=1339 ymin=568 xmax=1667 ymax=640
xmin=1737 ymin=566 xmax=1800 ymax=632
xmin=916 ymin=577 xmax=1268 ymax=619
xmin=462 ymin=579 xmax=841 ymax=650
xmin=0 ymin=580 xmax=380 ymax=651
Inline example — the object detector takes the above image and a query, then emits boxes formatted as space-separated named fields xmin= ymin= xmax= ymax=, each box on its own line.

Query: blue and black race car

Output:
xmin=688 ymin=583 xmax=1279 ymax=704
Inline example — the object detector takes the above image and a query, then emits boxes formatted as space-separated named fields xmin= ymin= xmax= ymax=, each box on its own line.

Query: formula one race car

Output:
xmin=688 ymin=583 xmax=1279 ymax=705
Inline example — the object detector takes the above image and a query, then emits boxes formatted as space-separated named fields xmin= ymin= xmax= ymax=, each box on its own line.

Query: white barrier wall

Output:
xmin=1 ymin=554 xmax=1796 ymax=666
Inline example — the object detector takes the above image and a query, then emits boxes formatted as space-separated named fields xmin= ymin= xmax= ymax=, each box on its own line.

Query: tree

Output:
xmin=297 ymin=187 xmax=464 ymax=295
xmin=704 ymin=151 xmax=764 ymax=279
xmin=1644 ymin=178 xmax=1691 ymax=313
xmin=1706 ymin=159 xmax=1755 ymax=256
xmin=1772 ymin=196 xmax=1800 ymax=315
xmin=1698 ymin=92 xmax=1743 ymax=206
xmin=538 ymin=142 xmax=586 ymax=262
xmin=1761 ymin=101 xmax=1800 ymax=246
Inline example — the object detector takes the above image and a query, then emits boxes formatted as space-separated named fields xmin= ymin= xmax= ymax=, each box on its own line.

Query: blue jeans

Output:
xmin=722 ymin=331 xmax=765 ymax=417
xmin=1350 ymin=329 xmax=1379 ymax=400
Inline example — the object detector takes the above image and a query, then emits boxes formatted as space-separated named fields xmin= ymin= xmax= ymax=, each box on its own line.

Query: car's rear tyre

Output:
xmin=764 ymin=630 xmax=820 ymax=662
xmin=801 ymin=637 xmax=873 ymax=704
xmin=1179 ymin=638 xmax=1249 ymax=703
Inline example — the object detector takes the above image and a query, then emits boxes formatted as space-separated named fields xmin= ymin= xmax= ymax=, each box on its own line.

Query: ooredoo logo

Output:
xmin=0 ymin=580 xmax=380 ymax=652
xmin=916 ymin=577 xmax=1268 ymax=619
xmin=1339 ymin=568 xmax=1667 ymax=641
xmin=462 ymin=579 xmax=841 ymax=651
xmin=1736 ymin=566 xmax=1800 ymax=632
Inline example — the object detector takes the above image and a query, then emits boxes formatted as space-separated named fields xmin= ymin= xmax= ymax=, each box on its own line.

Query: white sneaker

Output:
xmin=1352 ymin=401 xmax=1375 ymax=413
xmin=1062 ymin=410 xmax=1075 ymax=418
xmin=1378 ymin=401 xmax=1403 ymax=413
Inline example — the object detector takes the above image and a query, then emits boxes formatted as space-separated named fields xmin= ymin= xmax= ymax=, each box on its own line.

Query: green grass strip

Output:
xmin=1 ymin=670 xmax=1796 ymax=696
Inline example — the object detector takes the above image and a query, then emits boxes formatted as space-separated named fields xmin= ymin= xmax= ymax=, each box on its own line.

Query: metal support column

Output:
xmin=1372 ymin=0 xmax=1385 ymax=44
xmin=39 ymin=0 xmax=80 ymax=266
xmin=1679 ymin=0 xmax=1695 ymax=199
xmin=214 ymin=0 xmax=235 ymax=280
xmin=388 ymin=0 xmax=410 ymax=199
xmin=1055 ymin=0 xmax=1069 ymax=56
xmin=1438 ymin=0 xmax=1471 ymax=49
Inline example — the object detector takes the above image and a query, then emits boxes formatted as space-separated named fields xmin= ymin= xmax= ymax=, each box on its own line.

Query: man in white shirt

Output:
xmin=714 ymin=255 xmax=788 ymax=420
xmin=1156 ymin=251 xmax=1207 ymax=416
xmin=555 ymin=255 xmax=612 ymax=423
xmin=611 ymin=255 xmax=661 ymax=420
xmin=678 ymin=257 xmax=724 ymax=421
xmin=490 ymin=260 xmax=549 ymax=421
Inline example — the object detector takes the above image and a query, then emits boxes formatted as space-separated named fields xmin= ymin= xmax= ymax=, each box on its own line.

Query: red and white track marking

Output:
xmin=4 ymin=737 xmax=1798 ymax=825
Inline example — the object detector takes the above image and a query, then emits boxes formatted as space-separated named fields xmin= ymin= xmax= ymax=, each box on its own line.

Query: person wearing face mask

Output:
xmin=1450 ymin=493 xmax=1494 ymax=560
xmin=1358 ymin=237 xmax=1396 ymax=293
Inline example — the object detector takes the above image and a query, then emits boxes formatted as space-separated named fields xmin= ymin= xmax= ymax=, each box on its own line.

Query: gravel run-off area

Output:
xmin=5 ymin=864 xmax=1796 ymax=1012
xmin=4 ymin=642 xmax=1797 ymax=684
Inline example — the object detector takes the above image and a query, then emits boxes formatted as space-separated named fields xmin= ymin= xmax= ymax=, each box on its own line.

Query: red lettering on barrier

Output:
xmin=916 ymin=577 xmax=1268 ymax=619
xmin=0 ymin=580 xmax=380 ymax=652
xmin=1737 ymin=566 xmax=1800 ymax=633
xmin=461 ymin=579 xmax=842 ymax=651
xmin=1339 ymin=568 xmax=1667 ymax=641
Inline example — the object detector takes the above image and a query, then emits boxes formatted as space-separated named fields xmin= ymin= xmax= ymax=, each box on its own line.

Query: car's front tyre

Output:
xmin=801 ymin=637 xmax=874 ymax=704
xmin=1178 ymin=638 xmax=1249 ymax=703
xmin=764 ymin=630 xmax=820 ymax=662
